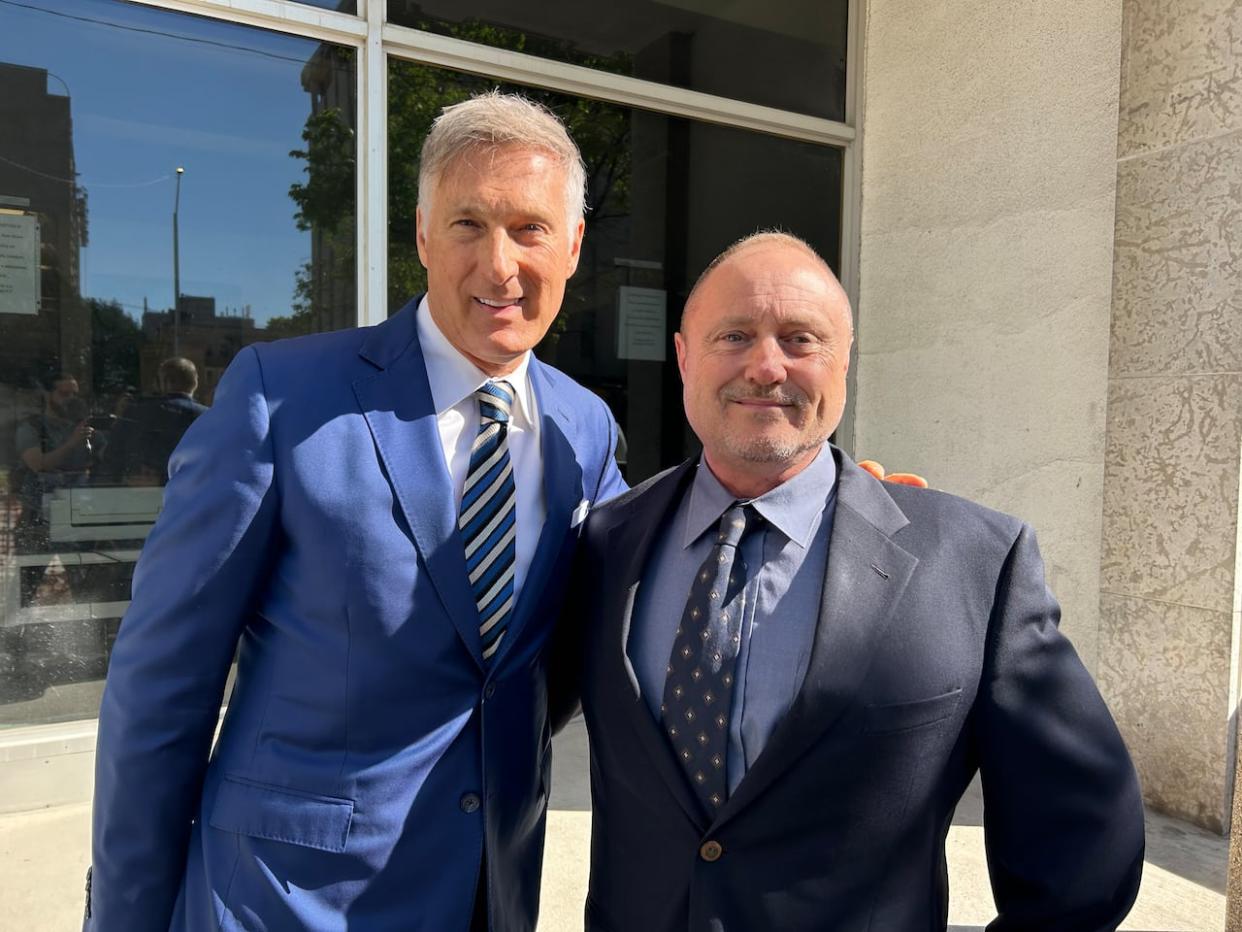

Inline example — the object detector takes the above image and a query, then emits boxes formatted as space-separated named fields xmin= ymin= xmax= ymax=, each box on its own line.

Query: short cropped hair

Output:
xmin=417 ymin=91 xmax=587 ymax=228
xmin=685 ymin=230 xmax=852 ymax=335
xmin=159 ymin=356 xmax=198 ymax=395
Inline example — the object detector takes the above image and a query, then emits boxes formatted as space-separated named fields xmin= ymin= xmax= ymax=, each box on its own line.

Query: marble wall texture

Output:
xmin=852 ymin=0 xmax=1124 ymax=667
xmin=1101 ymin=0 xmax=1242 ymax=835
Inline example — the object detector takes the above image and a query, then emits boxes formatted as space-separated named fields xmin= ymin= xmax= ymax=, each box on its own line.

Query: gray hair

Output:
xmin=417 ymin=91 xmax=587 ymax=228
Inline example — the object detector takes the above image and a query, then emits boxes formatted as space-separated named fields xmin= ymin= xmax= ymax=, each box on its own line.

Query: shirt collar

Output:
xmin=416 ymin=294 xmax=536 ymax=428
xmin=682 ymin=444 xmax=838 ymax=550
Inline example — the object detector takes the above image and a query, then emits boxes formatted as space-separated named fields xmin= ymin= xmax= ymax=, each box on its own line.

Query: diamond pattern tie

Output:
xmin=459 ymin=380 xmax=517 ymax=663
xmin=661 ymin=502 xmax=760 ymax=813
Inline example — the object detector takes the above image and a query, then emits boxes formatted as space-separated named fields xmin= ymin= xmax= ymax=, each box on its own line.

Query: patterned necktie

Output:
xmin=459 ymin=380 xmax=517 ymax=663
xmin=661 ymin=502 xmax=760 ymax=813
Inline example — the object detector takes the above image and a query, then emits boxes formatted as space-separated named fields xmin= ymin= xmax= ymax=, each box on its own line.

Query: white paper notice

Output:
xmin=0 ymin=213 xmax=40 ymax=315
xmin=617 ymin=286 xmax=666 ymax=361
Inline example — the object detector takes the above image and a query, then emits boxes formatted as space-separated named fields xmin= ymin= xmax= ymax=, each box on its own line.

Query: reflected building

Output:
xmin=140 ymin=295 xmax=258 ymax=405
xmin=0 ymin=62 xmax=88 ymax=391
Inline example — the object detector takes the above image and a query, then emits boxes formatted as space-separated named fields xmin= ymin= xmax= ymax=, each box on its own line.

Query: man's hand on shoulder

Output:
xmin=857 ymin=459 xmax=929 ymax=489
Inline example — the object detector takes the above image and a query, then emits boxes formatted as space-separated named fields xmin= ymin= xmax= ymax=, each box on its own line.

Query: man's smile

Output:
xmin=474 ymin=296 xmax=524 ymax=310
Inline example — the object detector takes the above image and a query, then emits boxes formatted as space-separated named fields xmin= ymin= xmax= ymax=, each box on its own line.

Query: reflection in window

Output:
xmin=295 ymin=0 xmax=358 ymax=11
xmin=387 ymin=59 xmax=842 ymax=485
xmin=387 ymin=0 xmax=849 ymax=121
xmin=0 ymin=0 xmax=357 ymax=727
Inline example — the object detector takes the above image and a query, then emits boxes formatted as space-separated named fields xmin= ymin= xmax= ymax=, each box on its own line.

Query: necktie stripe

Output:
xmin=478 ymin=399 xmax=510 ymax=421
xmin=464 ymin=435 xmax=502 ymax=480
xmin=465 ymin=512 xmax=516 ymax=575
xmin=468 ymin=421 xmax=503 ymax=460
xmin=481 ymin=629 xmax=506 ymax=660
xmin=465 ymin=430 xmax=505 ymax=475
xmin=471 ymin=554 xmax=514 ymax=601
xmin=480 ymin=594 xmax=514 ymax=638
xmin=468 ymin=523 xmax=517 ymax=584
xmin=463 ymin=492 xmax=515 ymax=558
xmin=461 ymin=459 xmax=513 ymax=525
xmin=459 ymin=380 xmax=517 ymax=665
xmin=464 ymin=507 xmax=516 ymax=572
xmin=480 ymin=593 xmax=514 ymax=636
xmin=477 ymin=578 xmax=515 ymax=627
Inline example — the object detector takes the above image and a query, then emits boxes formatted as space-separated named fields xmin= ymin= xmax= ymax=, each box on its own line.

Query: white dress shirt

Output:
xmin=417 ymin=295 xmax=546 ymax=600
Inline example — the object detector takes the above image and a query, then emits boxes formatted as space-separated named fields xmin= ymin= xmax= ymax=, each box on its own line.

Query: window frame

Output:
xmin=123 ymin=0 xmax=861 ymax=333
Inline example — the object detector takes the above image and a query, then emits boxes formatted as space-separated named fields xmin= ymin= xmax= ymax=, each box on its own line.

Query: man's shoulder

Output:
xmin=530 ymin=358 xmax=608 ymax=417
xmin=587 ymin=462 xmax=688 ymax=530
xmin=873 ymin=476 xmax=1027 ymax=556
xmin=249 ymin=325 xmax=370 ymax=368
xmin=237 ymin=324 xmax=392 ymax=397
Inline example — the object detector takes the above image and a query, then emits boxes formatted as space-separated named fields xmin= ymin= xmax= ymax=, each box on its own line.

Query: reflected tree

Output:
xmin=289 ymin=21 xmax=632 ymax=326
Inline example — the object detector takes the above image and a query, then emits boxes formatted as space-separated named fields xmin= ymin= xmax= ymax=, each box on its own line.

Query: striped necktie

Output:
xmin=459 ymin=380 xmax=517 ymax=662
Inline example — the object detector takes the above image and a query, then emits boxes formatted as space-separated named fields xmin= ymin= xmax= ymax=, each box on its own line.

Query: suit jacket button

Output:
xmin=699 ymin=840 xmax=723 ymax=862
xmin=484 ymin=683 xmax=496 ymax=700
xmin=460 ymin=793 xmax=481 ymax=813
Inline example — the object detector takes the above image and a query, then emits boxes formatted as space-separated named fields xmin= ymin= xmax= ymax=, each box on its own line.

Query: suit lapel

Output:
xmin=353 ymin=301 xmax=484 ymax=670
xmin=489 ymin=359 xmax=580 ymax=666
xmin=605 ymin=462 xmax=706 ymax=831
xmin=714 ymin=453 xmax=918 ymax=826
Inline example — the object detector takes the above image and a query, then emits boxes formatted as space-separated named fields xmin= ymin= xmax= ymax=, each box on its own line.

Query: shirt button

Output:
xmin=699 ymin=840 xmax=723 ymax=862
xmin=484 ymin=683 xmax=496 ymax=700
xmin=460 ymin=793 xmax=481 ymax=813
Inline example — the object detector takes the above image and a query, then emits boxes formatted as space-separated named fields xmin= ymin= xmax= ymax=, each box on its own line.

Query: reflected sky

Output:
xmin=0 ymin=0 xmax=352 ymax=325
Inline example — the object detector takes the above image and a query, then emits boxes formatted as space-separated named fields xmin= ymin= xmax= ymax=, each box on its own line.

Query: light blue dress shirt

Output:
xmin=628 ymin=445 xmax=838 ymax=793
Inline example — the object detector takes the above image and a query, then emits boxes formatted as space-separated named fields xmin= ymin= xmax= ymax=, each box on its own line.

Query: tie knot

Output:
xmin=715 ymin=502 xmax=759 ymax=548
xmin=476 ymin=380 xmax=514 ymax=425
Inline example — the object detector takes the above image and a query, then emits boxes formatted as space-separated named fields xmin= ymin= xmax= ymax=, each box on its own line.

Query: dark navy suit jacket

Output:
xmin=564 ymin=449 xmax=1144 ymax=932
xmin=88 ymin=299 xmax=625 ymax=931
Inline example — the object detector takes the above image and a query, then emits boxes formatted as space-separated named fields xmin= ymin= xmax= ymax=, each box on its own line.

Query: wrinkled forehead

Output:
xmin=436 ymin=143 xmax=562 ymax=190
xmin=688 ymin=251 xmax=851 ymax=335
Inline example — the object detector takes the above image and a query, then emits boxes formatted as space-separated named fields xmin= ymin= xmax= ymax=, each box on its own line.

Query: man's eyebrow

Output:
xmin=445 ymin=200 xmax=560 ymax=226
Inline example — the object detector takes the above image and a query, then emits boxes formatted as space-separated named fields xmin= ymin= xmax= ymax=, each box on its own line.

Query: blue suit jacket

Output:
xmin=568 ymin=450 xmax=1144 ymax=931
xmin=88 ymin=299 xmax=626 ymax=931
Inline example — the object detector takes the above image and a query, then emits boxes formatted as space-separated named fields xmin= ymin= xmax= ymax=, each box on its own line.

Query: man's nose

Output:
xmin=745 ymin=337 xmax=787 ymax=384
xmin=484 ymin=230 xmax=519 ymax=284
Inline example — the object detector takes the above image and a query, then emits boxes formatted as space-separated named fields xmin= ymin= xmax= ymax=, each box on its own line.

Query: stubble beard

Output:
xmin=717 ymin=393 xmax=827 ymax=465
xmin=721 ymin=427 xmax=828 ymax=464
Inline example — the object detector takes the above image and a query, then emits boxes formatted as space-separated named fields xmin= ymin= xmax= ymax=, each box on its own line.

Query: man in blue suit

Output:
xmin=566 ymin=233 xmax=1144 ymax=931
xmin=87 ymin=92 xmax=625 ymax=931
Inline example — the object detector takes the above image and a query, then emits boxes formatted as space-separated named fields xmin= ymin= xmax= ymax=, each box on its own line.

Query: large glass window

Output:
xmin=387 ymin=0 xmax=849 ymax=122
xmin=386 ymin=60 xmax=843 ymax=484
xmin=0 ymin=0 xmax=357 ymax=727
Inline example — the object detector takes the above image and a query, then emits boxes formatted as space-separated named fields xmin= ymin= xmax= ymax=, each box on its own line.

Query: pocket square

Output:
xmin=571 ymin=499 xmax=591 ymax=527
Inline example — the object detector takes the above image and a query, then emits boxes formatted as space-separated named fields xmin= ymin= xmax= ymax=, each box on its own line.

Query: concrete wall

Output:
xmin=851 ymin=0 xmax=1124 ymax=667
xmin=1101 ymin=0 xmax=1242 ymax=835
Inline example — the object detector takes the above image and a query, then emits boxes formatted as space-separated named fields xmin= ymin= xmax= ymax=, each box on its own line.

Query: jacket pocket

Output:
xmin=208 ymin=775 xmax=354 ymax=853
xmin=864 ymin=688 xmax=962 ymax=735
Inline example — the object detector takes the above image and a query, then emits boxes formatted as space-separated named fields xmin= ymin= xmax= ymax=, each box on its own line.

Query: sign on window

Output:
xmin=617 ymin=286 xmax=666 ymax=362
xmin=0 ymin=211 xmax=40 ymax=315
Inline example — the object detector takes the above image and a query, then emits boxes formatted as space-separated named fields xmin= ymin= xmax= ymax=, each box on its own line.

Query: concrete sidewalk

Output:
xmin=1 ymin=717 xmax=1227 ymax=930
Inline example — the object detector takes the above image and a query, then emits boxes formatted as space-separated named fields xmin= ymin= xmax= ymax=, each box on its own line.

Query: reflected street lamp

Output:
xmin=172 ymin=166 xmax=184 ymax=356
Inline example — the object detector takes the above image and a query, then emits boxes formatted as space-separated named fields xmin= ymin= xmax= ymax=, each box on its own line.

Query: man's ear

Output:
xmin=565 ymin=217 xmax=585 ymax=277
xmin=673 ymin=332 xmax=688 ymax=382
xmin=415 ymin=206 xmax=429 ymax=266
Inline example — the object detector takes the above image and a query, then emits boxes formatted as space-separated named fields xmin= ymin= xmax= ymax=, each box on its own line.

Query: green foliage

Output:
xmin=87 ymin=298 xmax=140 ymax=395
xmin=288 ymin=107 xmax=355 ymax=236
xmin=290 ymin=19 xmax=635 ymax=317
